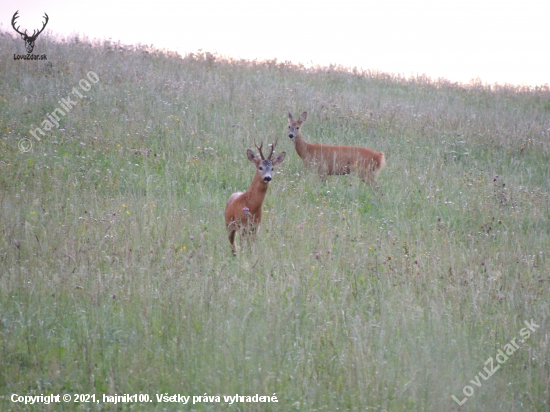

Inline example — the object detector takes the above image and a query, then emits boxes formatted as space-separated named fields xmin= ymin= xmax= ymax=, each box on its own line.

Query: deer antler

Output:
xmin=11 ymin=11 xmax=49 ymax=40
xmin=11 ymin=11 xmax=25 ymax=37
xmin=268 ymin=139 xmax=278 ymax=160
xmin=33 ymin=13 xmax=49 ymax=39
xmin=254 ymin=140 xmax=265 ymax=160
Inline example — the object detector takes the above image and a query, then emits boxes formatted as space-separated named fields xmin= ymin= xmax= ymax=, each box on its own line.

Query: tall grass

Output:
xmin=1 ymin=31 xmax=549 ymax=411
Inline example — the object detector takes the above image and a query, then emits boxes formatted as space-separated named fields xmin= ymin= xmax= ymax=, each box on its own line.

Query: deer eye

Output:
xmin=296 ymin=127 xmax=299 ymax=129
xmin=259 ymin=167 xmax=263 ymax=170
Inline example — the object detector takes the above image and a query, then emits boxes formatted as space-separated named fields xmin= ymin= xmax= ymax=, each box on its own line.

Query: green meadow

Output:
xmin=1 ymin=32 xmax=549 ymax=411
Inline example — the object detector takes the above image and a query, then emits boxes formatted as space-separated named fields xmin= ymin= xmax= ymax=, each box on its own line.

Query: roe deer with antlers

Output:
xmin=11 ymin=11 xmax=49 ymax=54
xmin=225 ymin=140 xmax=285 ymax=255
xmin=288 ymin=112 xmax=385 ymax=184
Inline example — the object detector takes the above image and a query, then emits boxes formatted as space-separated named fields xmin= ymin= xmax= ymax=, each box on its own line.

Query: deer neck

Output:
xmin=294 ymin=133 xmax=309 ymax=160
xmin=245 ymin=172 xmax=269 ymax=212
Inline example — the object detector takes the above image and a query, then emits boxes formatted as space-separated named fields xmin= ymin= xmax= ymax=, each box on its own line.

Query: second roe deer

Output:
xmin=288 ymin=112 xmax=386 ymax=185
xmin=224 ymin=140 xmax=286 ymax=255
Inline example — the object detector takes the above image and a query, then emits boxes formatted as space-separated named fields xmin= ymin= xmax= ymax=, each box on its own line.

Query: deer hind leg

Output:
xmin=362 ymin=175 xmax=374 ymax=186
xmin=357 ymin=167 xmax=373 ymax=186
xmin=358 ymin=161 xmax=377 ymax=186
xmin=361 ymin=169 xmax=377 ymax=186
xmin=371 ymin=168 xmax=381 ymax=184
xmin=228 ymin=229 xmax=237 ymax=255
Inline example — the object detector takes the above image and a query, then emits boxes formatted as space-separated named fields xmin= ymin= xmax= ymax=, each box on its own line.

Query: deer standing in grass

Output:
xmin=225 ymin=141 xmax=286 ymax=255
xmin=288 ymin=112 xmax=386 ymax=184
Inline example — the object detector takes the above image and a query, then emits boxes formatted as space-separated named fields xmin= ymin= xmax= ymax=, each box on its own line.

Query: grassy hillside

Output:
xmin=1 ymin=31 xmax=549 ymax=411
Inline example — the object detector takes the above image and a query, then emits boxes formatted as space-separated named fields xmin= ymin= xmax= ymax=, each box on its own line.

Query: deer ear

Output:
xmin=272 ymin=151 xmax=286 ymax=166
xmin=247 ymin=149 xmax=259 ymax=164
xmin=288 ymin=112 xmax=294 ymax=122
xmin=298 ymin=112 xmax=307 ymax=123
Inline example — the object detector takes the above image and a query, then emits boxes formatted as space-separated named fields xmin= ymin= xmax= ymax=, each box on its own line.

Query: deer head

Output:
xmin=288 ymin=112 xmax=307 ymax=139
xmin=12 ymin=11 xmax=49 ymax=54
xmin=247 ymin=139 xmax=286 ymax=183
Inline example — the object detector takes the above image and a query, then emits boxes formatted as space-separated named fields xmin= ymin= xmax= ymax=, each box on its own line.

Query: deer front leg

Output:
xmin=317 ymin=163 xmax=329 ymax=183
xmin=243 ymin=225 xmax=258 ymax=250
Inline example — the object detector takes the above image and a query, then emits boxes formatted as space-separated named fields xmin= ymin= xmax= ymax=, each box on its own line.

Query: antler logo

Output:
xmin=11 ymin=11 xmax=49 ymax=54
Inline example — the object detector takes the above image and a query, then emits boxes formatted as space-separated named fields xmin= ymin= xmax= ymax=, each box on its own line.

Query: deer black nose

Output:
xmin=264 ymin=176 xmax=272 ymax=182
xmin=289 ymin=133 xmax=294 ymax=138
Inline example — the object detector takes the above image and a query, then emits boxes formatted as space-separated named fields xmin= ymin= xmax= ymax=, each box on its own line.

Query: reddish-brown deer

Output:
xmin=288 ymin=112 xmax=386 ymax=184
xmin=225 ymin=140 xmax=285 ymax=255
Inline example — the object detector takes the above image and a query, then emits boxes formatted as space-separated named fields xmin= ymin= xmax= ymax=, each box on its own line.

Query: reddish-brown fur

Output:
xmin=288 ymin=112 xmax=386 ymax=184
xmin=224 ymin=141 xmax=285 ymax=255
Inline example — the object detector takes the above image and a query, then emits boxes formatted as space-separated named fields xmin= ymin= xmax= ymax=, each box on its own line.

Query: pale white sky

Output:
xmin=2 ymin=0 xmax=549 ymax=86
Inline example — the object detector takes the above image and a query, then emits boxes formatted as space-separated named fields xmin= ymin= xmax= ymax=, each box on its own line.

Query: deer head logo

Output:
xmin=11 ymin=11 xmax=49 ymax=54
